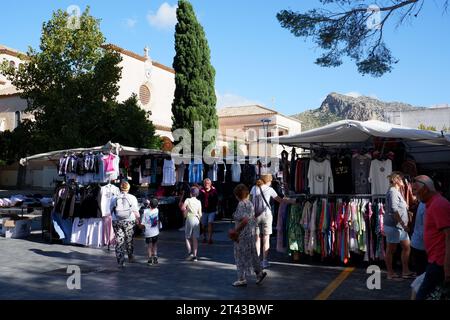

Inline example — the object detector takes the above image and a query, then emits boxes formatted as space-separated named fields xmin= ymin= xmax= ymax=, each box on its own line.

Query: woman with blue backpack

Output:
xmin=111 ymin=181 xmax=140 ymax=268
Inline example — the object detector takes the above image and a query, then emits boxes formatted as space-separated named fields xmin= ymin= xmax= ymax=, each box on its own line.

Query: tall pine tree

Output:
xmin=171 ymin=0 xmax=218 ymax=152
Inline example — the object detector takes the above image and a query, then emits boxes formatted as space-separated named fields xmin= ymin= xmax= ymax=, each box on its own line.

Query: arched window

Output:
xmin=139 ymin=84 xmax=151 ymax=106
xmin=15 ymin=111 xmax=21 ymax=128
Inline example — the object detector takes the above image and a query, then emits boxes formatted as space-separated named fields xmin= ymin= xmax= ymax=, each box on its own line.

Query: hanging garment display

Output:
xmin=352 ymin=153 xmax=371 ymax=194
xmin=162 ymin=159 xmax=176 ymax=186
xmin=369 ymin=159 xmax=392 ymax=195
xmin=307 ymin=159 xmax=334 ymax=194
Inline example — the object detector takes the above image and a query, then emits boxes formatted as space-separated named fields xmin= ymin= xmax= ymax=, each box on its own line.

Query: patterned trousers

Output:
xmin=112 ymin=220 xmax=136 ymax=265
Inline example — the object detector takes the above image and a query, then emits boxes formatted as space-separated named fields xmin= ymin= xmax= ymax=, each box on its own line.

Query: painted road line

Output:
xmin=314 ymin=267 xmax=355 ymax=300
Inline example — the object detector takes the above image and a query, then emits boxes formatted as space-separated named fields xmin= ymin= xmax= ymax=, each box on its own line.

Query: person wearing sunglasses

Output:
xmin=412 ymin=175 xmax=450 ymax=300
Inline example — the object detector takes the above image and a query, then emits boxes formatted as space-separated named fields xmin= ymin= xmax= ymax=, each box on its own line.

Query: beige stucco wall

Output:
xmin=0 ymin=53 xmax=23 ymax=87
xmin=218 ymin=112 xmax=302 ymax=158
xmin=0 ymin=95 xmax=30 ymax=132
xmin=116 ymin=53 xmax=175 ymax=135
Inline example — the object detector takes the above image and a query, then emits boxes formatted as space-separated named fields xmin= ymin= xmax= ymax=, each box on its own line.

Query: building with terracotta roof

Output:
xmin=218 ymin=104 xmax=302 ymax=157
xmin=0 ymin=43 xmax=175 ymax=140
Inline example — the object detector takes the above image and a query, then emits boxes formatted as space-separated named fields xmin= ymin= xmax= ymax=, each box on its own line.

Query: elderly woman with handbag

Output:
xmin=230 ymin=184 xmax=267 ymax=287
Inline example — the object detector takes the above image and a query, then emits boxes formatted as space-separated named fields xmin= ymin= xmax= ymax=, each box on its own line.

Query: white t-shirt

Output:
xmin=231 ymin=163 xmax=241 ymax=182
xmin=184 ymin=197 xmax=202 ymax=219
xmin=141 ymin=208 xmax=160 ymax=238
xmin=162 ymin=159 xmax=176 ymax=186
xmin=250 ymin=184 xmax=278 ymax=215
xmin=110 ymin=192 xmax=140 ymax=222
xmin=99 ymin=184 xmax=121 ymax=217
xmin=369 ymin=159 xmax=392 ymax=195
xmin=208 ymin=162 xmax=218 ymax=182
xmin=307 ymin=159 xmax=334 ymax=194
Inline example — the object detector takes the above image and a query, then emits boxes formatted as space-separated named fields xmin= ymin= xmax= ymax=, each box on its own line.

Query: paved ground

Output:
xmin=0 ymin=215 xmax=415 ymax=301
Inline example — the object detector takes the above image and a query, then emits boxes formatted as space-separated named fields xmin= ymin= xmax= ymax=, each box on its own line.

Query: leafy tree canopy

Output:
xmin=277 ymin=0 xmax=449 ymax=77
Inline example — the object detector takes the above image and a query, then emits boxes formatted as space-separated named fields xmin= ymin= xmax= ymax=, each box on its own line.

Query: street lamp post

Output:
xmin=261 ymin=118 xmax=272 ymax=169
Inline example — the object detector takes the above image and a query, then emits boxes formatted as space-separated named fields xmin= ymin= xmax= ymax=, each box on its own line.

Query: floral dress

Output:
xmin=233 ymin=200 xmax=262 ymax=279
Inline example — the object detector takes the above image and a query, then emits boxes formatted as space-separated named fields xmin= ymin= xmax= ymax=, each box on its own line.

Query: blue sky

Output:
xmin=1 ymin=0 xmax=449 ymax=115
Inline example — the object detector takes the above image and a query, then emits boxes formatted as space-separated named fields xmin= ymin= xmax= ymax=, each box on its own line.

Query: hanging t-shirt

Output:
xmin=176 ymin=162 xmax=186 ymax=182
xmin=142 ymin=208 xmax=160 ymax=238
xmin=231 ymin=163 xmax=241 ymax=182
xmin=103 ymin=154 xmax=116 ymax=173
xmin=332 ymin=155 xmax=352 ymax=194
xmin=352 ymin=154 xmax=371 ymax=194
xmin=369 ymin=159 xmax=392 ymax=195
xmin=99 ymin=184 xmax=121 ymax=217
xmin=307 ymin=159 xmax=334 ymax=195
xmin=207 ymin=162 xmax=218 ymax=182
xmin=162 ymin=159 xmax=176 ymax=186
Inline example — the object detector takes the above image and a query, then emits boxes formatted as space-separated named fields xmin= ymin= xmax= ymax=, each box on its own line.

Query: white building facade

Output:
xmin=385 ymin=106 xmax=450 ymax=132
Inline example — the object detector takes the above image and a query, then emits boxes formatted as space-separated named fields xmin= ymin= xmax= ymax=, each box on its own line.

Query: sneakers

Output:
xmin=256 ymin=271 xmax=267 ymax=285
xmin=148 ymin=256 xmax=158 ymax=265
xmin=186 ymin=253 xmax=194 ymax=261
xmin=118 ymin=262 xmax=125 ymax=269
xmin=192 ymin=256 xmax=198 ymax=262
xmin=128 ymin=255 xmax=136 ymax=263
xmin=232 ymin=279 xmax=247 ymax=287
xmin=261 ymin=260 xmax=270 ymax=269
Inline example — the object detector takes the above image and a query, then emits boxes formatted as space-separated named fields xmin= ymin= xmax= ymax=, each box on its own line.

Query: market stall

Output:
xmin=263 ymin=120 xmax=450 ymax=265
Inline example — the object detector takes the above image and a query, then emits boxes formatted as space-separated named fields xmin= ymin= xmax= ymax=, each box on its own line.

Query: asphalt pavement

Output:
xmin=0 ymin=217 xmax=414 ymax=300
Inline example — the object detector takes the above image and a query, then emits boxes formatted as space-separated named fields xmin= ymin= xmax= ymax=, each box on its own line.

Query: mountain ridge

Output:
xmin=292 ymin=92 xmax=424 ymax=131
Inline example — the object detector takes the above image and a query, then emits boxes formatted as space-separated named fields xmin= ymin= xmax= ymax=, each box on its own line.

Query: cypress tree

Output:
xmin=171 ymin=0 xmax=218 ymax=152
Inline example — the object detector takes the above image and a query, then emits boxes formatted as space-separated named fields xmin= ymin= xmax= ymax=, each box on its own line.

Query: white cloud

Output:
xmin=216 ymin=91 xmax=261 ymax=109
xmin=125 ymin=18 xmax=137 ymax=28
xmin=147 ymin=3 xmax=178 ymax=30
xmin=344 ymin=91 xmax=362 ymax=98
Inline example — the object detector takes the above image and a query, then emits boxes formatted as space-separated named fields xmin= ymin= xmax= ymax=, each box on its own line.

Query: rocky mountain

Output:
xmin=293 ymin=92 xmax=423 ymax=131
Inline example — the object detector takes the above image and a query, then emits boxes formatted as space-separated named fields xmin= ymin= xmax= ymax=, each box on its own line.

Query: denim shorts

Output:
xmin=201 ymin=212 xmax=216 ymax=225
xmin=384 ymin=225 xmax=409 ymax=243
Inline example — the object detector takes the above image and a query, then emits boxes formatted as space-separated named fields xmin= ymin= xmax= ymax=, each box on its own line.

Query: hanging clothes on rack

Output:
xmin=189 ymin=161 xmax=203 ymax=183
xmin=369 ymin=158 xmax=392 ymax=195
xmin=352 ymin=153 xmax=371 ymax=194
xmin=289 ymin=148 xmax=297 ymax=191
xmin=162 ymin=158 xmax=176 ymax=186
xmin=307 ymin=158 xmax=334 ymax=195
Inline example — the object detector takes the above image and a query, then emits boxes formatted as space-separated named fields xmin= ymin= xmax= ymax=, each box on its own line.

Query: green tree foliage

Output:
xmin=0 ymin=7 xmax=158 ymax=161
xmin=277 ymin=0 xmax=449 ymax=77
xmin=171 ymin=0 xmax=218 ymax=150
xmin=418 ymin=123 xmax=437 ymax=131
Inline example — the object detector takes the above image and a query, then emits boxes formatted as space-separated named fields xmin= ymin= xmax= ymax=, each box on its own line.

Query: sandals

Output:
xmin=402 ymin=272 xmax=417 ymax=279
xmin=387 ymin=274 xmax=403 ymax=281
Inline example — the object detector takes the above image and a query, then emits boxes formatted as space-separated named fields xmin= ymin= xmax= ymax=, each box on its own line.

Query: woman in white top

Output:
xmin=250 ymin=174 xmax=295 ymax=269
xmin=179 ymin=187 xmax=202 ymax=261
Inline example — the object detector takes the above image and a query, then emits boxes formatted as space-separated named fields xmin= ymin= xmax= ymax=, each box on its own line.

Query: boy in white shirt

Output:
xmin=140 ymin=199 xmax=161 ymax=265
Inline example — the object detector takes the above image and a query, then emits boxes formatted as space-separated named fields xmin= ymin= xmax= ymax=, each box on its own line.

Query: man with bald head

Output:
xmin=412 ymin=175 xmax=450 ymax=299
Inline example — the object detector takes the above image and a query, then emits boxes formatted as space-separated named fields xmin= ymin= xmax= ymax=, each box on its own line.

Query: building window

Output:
xmin=279 ymin=131 xmax=284 ymax=136
xmin=15 ymin=111 xmax=21 ymax=128
xmin=267 ymin=131 xmax=272 ymax=138
xmin=139 ymin=84 xmax=151 ymax=106
xmin=9 ymin=60 xmax=16 ymax=68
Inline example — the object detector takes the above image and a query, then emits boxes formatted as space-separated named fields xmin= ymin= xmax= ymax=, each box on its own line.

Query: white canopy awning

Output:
xmin=265 ymin=120 xmax=450 ymax=166
xmin=20 ymin=141 xmax=168 ymax=166
xmin=272 ymin=120 xmax=447 ymax=147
